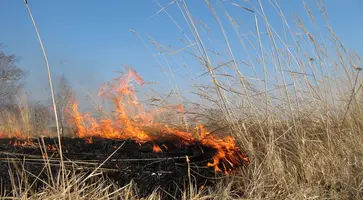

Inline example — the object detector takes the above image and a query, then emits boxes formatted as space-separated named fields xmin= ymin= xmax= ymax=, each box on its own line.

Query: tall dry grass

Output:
xmin=0 ymin=94 xmax=52 ymax=139
xmin=138 ymin=0 xmax=363 ymax=199
xmin=1 ymin=0 xmax=363 ymax=199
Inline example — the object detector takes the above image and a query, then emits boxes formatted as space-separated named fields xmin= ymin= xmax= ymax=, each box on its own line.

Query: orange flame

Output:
xmin=152 ymin=144 xmax=163 ymax=153
xmin=47 ymin=144 xmax=56 ymax=151
xmin=0 ymin=128 xmax=29 ymax=140
xmin=67 ymin=67 xmax=248 ymax=174
xmin=9 ymin=139 xmax=36 ymax=147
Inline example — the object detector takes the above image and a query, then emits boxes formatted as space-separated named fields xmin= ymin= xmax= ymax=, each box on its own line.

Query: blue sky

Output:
xmin=0 ymin=0 xmax=362 ymax=106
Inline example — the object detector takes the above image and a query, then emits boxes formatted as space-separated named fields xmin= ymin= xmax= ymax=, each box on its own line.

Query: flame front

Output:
xmin=68 ymin=67 xmax=248 ymax=174
xmin=0 ymin=128 xmax=36 ymax=147
xmin=152 ymin=144 xmax=163 ymax=153
xmin=8 ymin=138 xmax=36 ymax=147
xmin=0 ymin=129 xmax=25 ymax=140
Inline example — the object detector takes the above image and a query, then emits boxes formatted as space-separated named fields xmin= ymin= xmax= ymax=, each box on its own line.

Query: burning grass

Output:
xmin=0 ymin=68 xmax=249 ymax=199
xmin=67 ymin=67 xmax=248 ymax=175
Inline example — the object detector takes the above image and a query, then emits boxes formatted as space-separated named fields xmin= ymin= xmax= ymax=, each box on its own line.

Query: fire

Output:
xmin=47 ymin=144 xmax=56 ymax=151
xmin=9 ymin=139 xmax=36 ymax=147
xmin=0 ymin=128 xmax=28 ymax=140
xmin=152 ymin=144 xmax=162 ymax=153
xmin=1 ymin=128 xmax=37 ymax=147
xmin=67 ymin=67 xmax=248 ymax=174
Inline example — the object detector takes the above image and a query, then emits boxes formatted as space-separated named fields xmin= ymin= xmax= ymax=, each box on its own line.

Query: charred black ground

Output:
xmin=0 ymin=137 xmax=247 ymax=199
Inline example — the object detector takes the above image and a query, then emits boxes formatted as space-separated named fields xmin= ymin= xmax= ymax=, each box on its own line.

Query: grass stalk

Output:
xmin=23 ymin=0 xmax=65 ymax=192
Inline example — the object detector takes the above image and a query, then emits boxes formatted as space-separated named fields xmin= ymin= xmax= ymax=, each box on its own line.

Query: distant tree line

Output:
xmin=0 ymin=44 xmax=25 ymax=106
xmin=0 ymin=44 xmax=75 ymax=136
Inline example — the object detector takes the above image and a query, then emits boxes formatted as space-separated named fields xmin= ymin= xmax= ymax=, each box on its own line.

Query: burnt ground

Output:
xmin=0 ymin=137 xmax=246 ymax=199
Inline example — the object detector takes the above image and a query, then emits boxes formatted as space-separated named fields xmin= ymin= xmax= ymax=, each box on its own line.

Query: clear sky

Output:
xmin=0 ymin=0 xmax=362 ymax=105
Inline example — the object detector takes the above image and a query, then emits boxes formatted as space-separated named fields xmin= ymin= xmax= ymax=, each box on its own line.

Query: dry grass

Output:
xmin=1 ymin=0 xmax=363 ymax=199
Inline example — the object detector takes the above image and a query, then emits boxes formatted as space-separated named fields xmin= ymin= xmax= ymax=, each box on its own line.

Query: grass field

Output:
xmin=1 ymin=0 xmax=363 ymax=199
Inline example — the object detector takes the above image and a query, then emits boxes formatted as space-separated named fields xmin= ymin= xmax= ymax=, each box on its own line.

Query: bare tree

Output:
xmin=0 ymin=44 xmax=25 ymax=106
xmin=56 ymin=75 xmax=74 ymax=137
xmin=29 ymin=101 xmax=52 ymax=135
